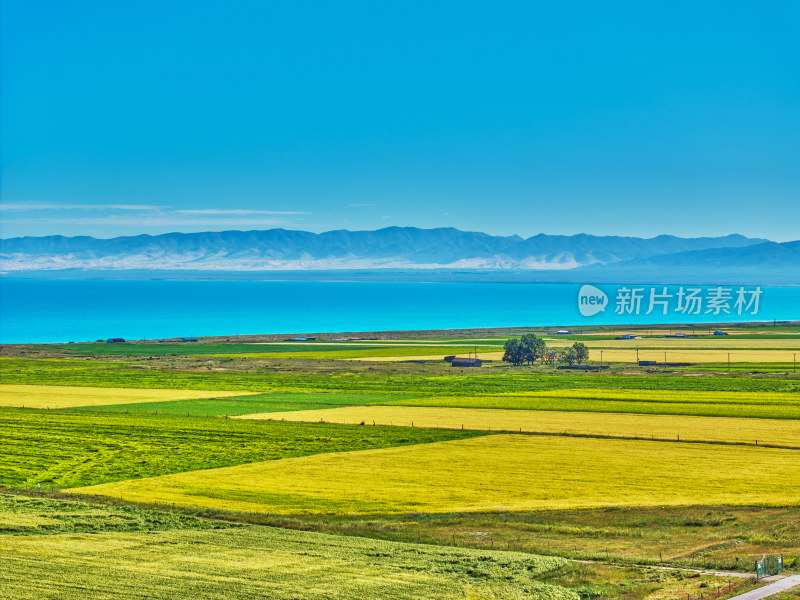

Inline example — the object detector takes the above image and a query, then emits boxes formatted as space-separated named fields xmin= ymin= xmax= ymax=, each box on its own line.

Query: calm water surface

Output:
xmin=0 ymin=279 xmax=797 ymax=343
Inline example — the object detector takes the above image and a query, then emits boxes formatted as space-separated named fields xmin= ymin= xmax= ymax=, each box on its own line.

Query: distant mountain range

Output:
xmin=1 ymin=227 xmax=796 ymax=284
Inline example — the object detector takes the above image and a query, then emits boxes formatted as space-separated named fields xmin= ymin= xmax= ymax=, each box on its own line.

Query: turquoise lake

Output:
xmin=0 ymin=279 xmax=797 ymax=343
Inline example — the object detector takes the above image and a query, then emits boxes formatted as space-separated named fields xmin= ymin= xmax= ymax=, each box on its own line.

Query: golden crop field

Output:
xmin=584 ymin=349 xmax=797 ymax=363
xmin=72 ymin=435 xmax=800 ymax=515
xmin=547 ymin=338 xmax=800 ymax=350
xmin=352 ymin=352 xmax=506 ymax=362
xmin=236 ymin=406 xmax=800 ymax=448
xmin=377 ymin=388 xmax=800 ymax=419
xmin=336 ymin=345 xmax=797 ymax=363
xmin=0 ymin=384 xmax=254 ymax=409
xmin=496 ymin=388 xmax=798 ymax=403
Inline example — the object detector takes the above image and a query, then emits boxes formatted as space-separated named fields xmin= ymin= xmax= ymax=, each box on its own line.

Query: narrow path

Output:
xmin=655 ymin=566 xmax=754 ymax=579
xmin=726 ymin=575 xmax=800 ymax=600
xmin=571 ymin=559 xmax=753 ymax=578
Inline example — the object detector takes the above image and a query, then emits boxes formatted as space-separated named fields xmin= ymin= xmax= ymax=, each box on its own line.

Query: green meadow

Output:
xmin=3 ymin=356 xmax=798 ymax=394
xmin=72 ymin=391 xmax=424 ymax=416
xmin=0 ymin=408 xmax=479 ymax=488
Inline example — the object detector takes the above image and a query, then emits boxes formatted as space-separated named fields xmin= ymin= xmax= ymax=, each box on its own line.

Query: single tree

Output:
xmin=520 ymin=334 xmax=546 ymax=365
xmin=571 ymin=342 xmax=589 ymax=364
xmin=563 ymin=347 xmax=579 ymax=366
xmin=543 ymin=349 xmax=558 ymax=365
xmin=502 ymin=338 xmax=526 ymax=366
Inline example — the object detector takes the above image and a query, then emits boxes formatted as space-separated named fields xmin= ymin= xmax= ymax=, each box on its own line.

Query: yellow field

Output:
xmin=72 ymin=435 xmax=800 ymax=515
xmin=236 ymin=406 xmax=800 ymax=448
xmin=324 ymin=336 xmax=799 ymax=362
xmin=549 ymin=338 xmax=800 ymax=350
xmin=585 ymin=349 xmax=796 ymax=363
xmin=490 ymin=387 xmax=797 ymax=403
xmin=353 ymin=352 xmax=505 ymax=362
xmin=347 ymin=349 xmax=797 ymax=363
xmin=0 ymin=384 xmax=253 ymax=409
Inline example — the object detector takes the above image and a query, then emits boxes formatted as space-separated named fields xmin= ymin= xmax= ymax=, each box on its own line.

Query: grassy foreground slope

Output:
xmin=0 ymin=495 xmax=757 ymax=600
xmin=0 ymin=408 xmax=480 ymax=488
xmin=0 ymin=517 xmax=574 ymax=600
xmin=73 ymin=434 xmax=800 ymax=515
xmin=268 ymin=505 xmax=800 ymax=572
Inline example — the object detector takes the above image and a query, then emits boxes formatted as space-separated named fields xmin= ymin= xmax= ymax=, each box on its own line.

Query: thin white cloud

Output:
xmin=0 ymin=203 xmax=165 ymax=211
xmin=175 ymin=209 xmax=308 ymax=215
xmin=6 ymin=216 xmax=288 ymax=227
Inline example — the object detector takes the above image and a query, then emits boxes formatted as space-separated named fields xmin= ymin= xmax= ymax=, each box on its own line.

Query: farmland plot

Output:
xmin=0 ymin=409 xmax=478 ymax=488
xmin=72 ymin=435 xmax=800 ymax=515
xmin=0 ymin=384 xmax=254 ymax=409
xmin=0 ymin=519 xmax=574 ymax=600
xmin=237 ymin=405 xmax=800 ymax=448
xmin=381 ymin=388 xmax=800 ymax=419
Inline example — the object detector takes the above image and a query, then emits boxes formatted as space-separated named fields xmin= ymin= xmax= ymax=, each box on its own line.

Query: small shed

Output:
xmin=556 ymin=330 xmax=572 ymax=335
xmin=451 ymin=357 xmax=482 ymax=367
xmin=106 ymin=338 xmax=126 ymax=343
xmin=713 ymin=330 xmax=728 ymax=336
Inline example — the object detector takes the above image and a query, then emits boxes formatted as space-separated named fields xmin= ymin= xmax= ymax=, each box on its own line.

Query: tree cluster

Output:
xmin=502 ymin=336 xmax=589 ymax=367
xmin=502 ymin=334 xmax=546 ymax=366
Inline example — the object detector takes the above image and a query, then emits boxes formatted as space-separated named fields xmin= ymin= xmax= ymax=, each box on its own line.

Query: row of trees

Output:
xmin=502 ymin=334 xmax=589 ymax=367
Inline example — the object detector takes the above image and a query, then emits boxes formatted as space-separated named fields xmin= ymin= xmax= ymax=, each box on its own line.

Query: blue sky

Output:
xmin=2 ymin=1 xmax=798 ymax=240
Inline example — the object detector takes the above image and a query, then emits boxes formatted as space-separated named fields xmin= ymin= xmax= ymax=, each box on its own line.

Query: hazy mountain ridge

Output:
xmin=0 ymin=227 xmax=769 ymax=272
xmin=571 ymin=240 xmax=800 ymax=285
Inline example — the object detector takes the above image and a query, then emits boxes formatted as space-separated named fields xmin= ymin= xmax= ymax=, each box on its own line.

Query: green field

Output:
xmin=0 ymin=408 xmax=479 ymax=488
xmin=46 ymin=342 xmax=392 ymax=355
xmin=44 ymin=341 xmax=504 ymax=359
xmin=231 ymin=345 xmax=502 ymax=359
xmin=4 ymin=357 xmax=799 ymax=395
xmin=73 ymin=391 xmax=425 ymax=416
